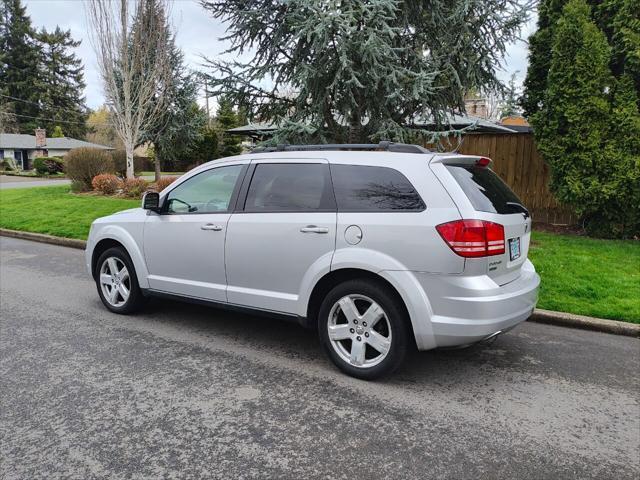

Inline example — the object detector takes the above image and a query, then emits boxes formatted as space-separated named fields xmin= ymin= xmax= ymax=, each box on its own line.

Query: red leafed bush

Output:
xmin=92 ymin=174 xmax=122 ymax=195
xmin=154 ymin=176 xmax=179 ymax=192
xmin=122 ymin=177 xmax=149 ymax=198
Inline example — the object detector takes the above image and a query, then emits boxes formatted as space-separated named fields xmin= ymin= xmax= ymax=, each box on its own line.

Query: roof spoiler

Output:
xmin=252 ymin=141 xmax=430 ymax=154
xmin=429 ymin=154 xmax=493 ymax=167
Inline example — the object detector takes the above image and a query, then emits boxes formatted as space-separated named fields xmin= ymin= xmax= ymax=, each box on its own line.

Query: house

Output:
xmin=0 ymin=129 xmax=112 ymax=170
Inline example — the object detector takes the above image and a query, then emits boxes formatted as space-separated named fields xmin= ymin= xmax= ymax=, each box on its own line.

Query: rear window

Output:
xmin=445 ymin=165 xmax=523 ymax=214
xmin=331 ymin=164 xmax=425 ymax=212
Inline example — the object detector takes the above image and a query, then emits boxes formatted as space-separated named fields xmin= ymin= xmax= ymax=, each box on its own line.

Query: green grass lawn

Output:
xmin=529 ymin=231 xmax=640 ymax=323
xmin=0 ymin=186 xmax=138 ymax=240
xmin=1 ymin=185 xmax=638 ymax=322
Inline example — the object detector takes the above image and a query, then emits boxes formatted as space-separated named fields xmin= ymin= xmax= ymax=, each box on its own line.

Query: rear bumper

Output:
xmin=384 ymin=259 xmax=539 ymax=350
xmin=427 ymin=260 xmax=539 ymax=347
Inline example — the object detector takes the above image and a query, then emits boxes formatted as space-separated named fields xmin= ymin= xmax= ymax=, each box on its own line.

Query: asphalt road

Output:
xmin=0 ymin=175 xmax=71 ymax=189
xmin=1 ymin=237 xmax=638 ymax=479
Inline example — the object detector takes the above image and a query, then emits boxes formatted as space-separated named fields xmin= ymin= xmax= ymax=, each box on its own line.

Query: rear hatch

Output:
xmin=431 ymin=155 xmax=532 ymax=286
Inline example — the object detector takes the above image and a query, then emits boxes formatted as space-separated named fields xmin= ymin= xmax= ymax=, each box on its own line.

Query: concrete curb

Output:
xmin=529 ymin=309 xmax=639 ymax=338
xmin=0 ymin=228 xmax=86 ymax=250
xmin=1 ymin=228 xmax=638 ymax=338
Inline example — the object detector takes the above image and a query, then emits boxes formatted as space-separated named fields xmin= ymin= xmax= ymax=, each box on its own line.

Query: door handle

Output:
xmin=300 ymin=225 xmax=329 ymax=234
xmin=201 ymin=223 xmax=223 ymax=231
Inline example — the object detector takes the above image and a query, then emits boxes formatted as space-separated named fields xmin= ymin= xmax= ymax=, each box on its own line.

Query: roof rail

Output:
xmin=251 ymin=141 xmax=429 ymax=154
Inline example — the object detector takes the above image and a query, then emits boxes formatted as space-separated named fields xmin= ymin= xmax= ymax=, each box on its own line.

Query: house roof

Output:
xmin=0 ymin=133 xmax=112 ymax=150
xmin=226 ymin=115 xmax=517 ymax=136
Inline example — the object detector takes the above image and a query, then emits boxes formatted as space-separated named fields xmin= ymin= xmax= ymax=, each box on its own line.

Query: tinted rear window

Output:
xmin=331 ymin=164 xmax=425 ymax=212
xmin=445 ymin=165 xmax=523 ymax=214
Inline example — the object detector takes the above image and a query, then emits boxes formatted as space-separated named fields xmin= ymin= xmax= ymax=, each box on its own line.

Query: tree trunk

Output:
xmin=154 ymin=148 xmax=161 ymax=182
xmin=125 ymin=141 xmax=134 ymax=179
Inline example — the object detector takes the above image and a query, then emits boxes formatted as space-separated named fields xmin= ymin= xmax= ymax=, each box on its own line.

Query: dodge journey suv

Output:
xmin=86 ymin=142 xmax=540 ymax=379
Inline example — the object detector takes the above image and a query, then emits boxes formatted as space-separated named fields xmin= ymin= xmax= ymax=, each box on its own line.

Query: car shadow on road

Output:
xmin=136 ymin=297 xmax=543 ymax=385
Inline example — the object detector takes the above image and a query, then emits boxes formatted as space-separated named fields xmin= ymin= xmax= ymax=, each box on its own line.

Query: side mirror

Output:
xmin=142 ymin=191 xmax=161 ymax=212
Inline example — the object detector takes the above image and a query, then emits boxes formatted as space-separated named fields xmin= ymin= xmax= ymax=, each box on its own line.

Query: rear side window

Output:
xmin=244 ymin=163 xmax=335 ymax=212
xmin=331 ymin=165 xmax=425 ymax=212
xmin=445 ymin=165 xmax=523 ymax=214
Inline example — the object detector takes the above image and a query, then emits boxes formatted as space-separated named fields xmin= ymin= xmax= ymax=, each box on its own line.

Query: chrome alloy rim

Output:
xmin=327 ymin=294 xmax=392 ymax=368
xmin=99 ymin=257 xmax=130 ymax=307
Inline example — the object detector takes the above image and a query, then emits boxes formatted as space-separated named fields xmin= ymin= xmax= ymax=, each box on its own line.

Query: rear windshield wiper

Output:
xmin=506 ymin=202 xmax=530 ymax=219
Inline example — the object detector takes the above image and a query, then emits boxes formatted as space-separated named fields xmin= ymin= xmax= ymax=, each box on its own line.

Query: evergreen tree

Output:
xmin=37 ymin=27 xmax=87 ymax=138
xmin=521 ymin=0 xmax=639 ymax=117
xmin=51 ymin=125 xmax=64 ymax=137
xmin=0 ymin=0 xmax=43 ymax=133
xmin=135 ymin=0 xmax=206 ymax=179
xmin=532 ymin=0 xmax=639 ymax=238
xmin=202 ymin=0 xmax=530 ymax=143
xmin=216 ymin=97 xmax=242 ymax=157
xmin=190 ymin=124 xmax=219 ymax=165
xmin=499 ymin=73 xmax=522 ymax=119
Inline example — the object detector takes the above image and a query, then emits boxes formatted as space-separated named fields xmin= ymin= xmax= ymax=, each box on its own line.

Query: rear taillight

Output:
xmin=476 ymin=157 xmax=491 ymax=167
xmin=436 ymin=220 xmax=505 ymax=258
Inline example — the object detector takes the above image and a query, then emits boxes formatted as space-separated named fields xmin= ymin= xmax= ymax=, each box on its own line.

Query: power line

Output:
xmin=0 ymin=93 xmax=91 ymax=118
xmin=0 ymin=111 xmax=111 ymax=127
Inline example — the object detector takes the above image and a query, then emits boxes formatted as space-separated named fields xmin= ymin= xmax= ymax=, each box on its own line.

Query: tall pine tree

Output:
xmin=216 ymin=97 xmax=242 ymax=157
xmin=0 ymin=0 xmax=43 ymax=133
xmin=37 ymin=27 xmax=87 ymax=138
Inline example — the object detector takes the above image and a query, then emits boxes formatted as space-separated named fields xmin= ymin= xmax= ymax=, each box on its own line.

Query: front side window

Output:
xmin=244 ymin=163 xmax=335 ymax=212
xmin=166 ymin=164 xmax=243 ymax=214
xmin=331 ymin=164 xmax=425 ymax=212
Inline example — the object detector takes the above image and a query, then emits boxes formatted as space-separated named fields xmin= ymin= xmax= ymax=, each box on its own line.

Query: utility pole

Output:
xmin=204 ymin=76 xmax=211 ymax=127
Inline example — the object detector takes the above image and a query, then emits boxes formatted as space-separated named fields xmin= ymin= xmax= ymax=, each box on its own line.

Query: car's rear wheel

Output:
xmin=95 ymin=247 xmax=145 ymax=314
xmin=318 ymin=279 xmax=410 ymax=379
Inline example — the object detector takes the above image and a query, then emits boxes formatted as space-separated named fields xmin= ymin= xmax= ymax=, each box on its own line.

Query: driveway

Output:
xmin=1 ymin=237 xmax=638 ymax=479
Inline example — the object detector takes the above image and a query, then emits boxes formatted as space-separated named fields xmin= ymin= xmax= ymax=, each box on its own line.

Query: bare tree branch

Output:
xmin=86 ymin=0 xmax=173 ymax=179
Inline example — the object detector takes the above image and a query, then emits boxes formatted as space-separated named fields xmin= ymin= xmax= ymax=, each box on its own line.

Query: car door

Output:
xmin=143 ymin=162 xmax=247 ymax=301
xmin=225 ymin=160 xmax=337 ymax=313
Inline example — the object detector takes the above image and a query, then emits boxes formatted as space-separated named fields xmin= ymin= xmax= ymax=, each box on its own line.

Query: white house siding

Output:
xmin=47 ymin=149 xmax=70 ymax=157
xmin=1 ymin=149 xmax=15 ymax=159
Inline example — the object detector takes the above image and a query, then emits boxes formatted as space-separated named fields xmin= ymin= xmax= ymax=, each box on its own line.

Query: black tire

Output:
xmin=318 ymin=279 xmax=410 ymax=380
xmin=95 ymin=246 xmax=146 ymax=314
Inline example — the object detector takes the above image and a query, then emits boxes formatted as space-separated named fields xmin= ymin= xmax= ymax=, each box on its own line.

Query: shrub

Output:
xmin=121 ymin=178 xmax=149 ymax=198
xmin=153 ymin=176 xmax=179 ymax=192
xmin=92 ymin=174 xmax=122 ymax=195
xmin=111 ymin=150 xmax=147 ymax=177
xmin=33 ymin=156 xmax=64 ymax=175
xmin=65 ymin=148 xmax=114 ymax=190
xmin=70 ymin=180 xmax=85 ymax=193
xmin=0 ymin=157 xmax=18 ymax=171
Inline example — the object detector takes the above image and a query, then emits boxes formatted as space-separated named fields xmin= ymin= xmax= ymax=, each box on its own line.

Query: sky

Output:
xmin=24 ymin=0 xmax=537 ymax=111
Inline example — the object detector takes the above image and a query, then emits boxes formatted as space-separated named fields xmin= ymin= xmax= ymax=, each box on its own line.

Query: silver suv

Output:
xmin=86 ymin=143 xmax=539 ymax=379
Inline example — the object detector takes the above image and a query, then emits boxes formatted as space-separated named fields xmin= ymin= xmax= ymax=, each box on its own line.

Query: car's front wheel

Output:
xmin=95 ymin=247 xmax=145 ymax=314
xmin=318 ymin=279 xmax=410 ymax=379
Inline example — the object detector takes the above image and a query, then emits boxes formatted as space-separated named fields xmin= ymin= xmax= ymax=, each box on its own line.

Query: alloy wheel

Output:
xmin=99 ymin=256 xmax=131 ymax=308
xmin=327 ymin=294 xmax=392 ymax=368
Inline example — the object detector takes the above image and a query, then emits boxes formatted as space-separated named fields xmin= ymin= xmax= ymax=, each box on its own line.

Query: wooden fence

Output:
xmin=426 ymin=133 xmax=577 ymax=225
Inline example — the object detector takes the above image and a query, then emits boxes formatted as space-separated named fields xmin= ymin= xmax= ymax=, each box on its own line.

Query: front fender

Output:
xmin=89 ymin=224 xmax=150 ymax=289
